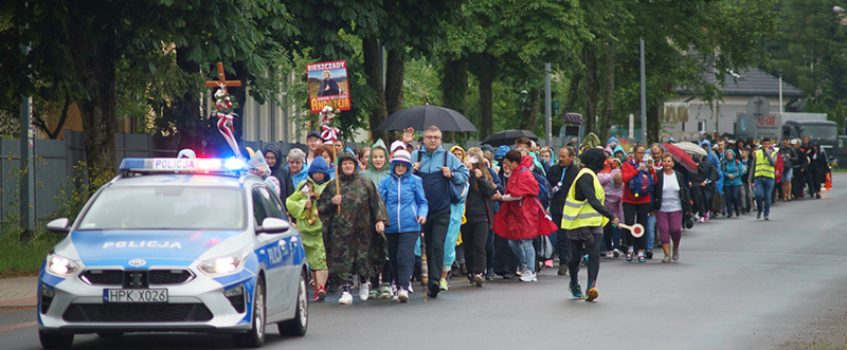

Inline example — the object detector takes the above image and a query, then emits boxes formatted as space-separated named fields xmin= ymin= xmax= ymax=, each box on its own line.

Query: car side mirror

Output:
xmin=47 ymin=218 xmax=70 ymax=234
xmin=256 ymin=217 xmax=289 ymax=234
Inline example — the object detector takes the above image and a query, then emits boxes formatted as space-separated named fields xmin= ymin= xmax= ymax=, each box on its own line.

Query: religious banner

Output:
xmin=307 ymin=60 xmax=351 ymax=114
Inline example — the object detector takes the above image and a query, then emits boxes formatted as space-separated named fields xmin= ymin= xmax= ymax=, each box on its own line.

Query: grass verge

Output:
xmin=0 ymin=231 xmax=63 ymax=277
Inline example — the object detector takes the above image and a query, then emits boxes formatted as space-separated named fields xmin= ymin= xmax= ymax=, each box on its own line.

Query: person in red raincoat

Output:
xmin=493 ymin=150 xmax=558 ymax=282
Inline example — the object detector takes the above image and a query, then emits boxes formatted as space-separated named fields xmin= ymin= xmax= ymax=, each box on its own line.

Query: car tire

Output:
xmin=233 ymin=278 xmax=266 ymax=348
xmin=39 ymin=330 xmax=73 ymax=349
xmin=96 ymin=331 xmax=124 ymax=338
xmin=278 ymin=269 xmax=308 ymax=337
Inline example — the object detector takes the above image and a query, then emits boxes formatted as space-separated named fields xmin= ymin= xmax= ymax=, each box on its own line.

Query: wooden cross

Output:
xmin=204 ymin=62 xmax=242 ymax=89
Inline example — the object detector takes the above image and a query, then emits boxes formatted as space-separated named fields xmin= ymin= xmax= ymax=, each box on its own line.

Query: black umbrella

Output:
xmin=376 ymin=105 xmax=477 ymax=132
xmin=481 ymin=129 xmax=538 ymax=147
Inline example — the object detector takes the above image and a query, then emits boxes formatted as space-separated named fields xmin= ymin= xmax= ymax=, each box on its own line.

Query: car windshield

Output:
xmin=78 ymin=186 xmax=245 ymax=230
xmin=802 ymin=125 xmax=837 ymax=140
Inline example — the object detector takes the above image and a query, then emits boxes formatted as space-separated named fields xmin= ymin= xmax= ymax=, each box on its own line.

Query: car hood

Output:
xmin=69 ymin=230 xmax=242 ymax=268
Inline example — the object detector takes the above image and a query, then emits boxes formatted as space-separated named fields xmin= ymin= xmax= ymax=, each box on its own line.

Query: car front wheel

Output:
xmin=233 ymin=278 xmax=266 ymax=348
xmin=278 ymin=269 xmax=308 ymax=337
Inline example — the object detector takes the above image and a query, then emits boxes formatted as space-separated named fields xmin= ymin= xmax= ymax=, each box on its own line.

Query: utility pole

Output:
xmin=544 ymin=63 xmax=552 ymax=146
xmin=639 ymin=37 xmax=647 ymax=144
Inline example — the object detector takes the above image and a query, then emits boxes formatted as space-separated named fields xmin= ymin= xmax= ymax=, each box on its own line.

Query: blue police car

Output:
xmin=37 ymin=157 xmax=308 ymax=349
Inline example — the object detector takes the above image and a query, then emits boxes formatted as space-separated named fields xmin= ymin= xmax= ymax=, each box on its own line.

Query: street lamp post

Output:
xmin=639 ymin=37 xmax=647 ymax=144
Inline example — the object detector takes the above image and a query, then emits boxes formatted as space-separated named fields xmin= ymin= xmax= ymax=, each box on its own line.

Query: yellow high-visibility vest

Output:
xmin=561 ymin=168 xmax=609 ymax=230
xmin=754 ymin=149 xmax=775 ymax=179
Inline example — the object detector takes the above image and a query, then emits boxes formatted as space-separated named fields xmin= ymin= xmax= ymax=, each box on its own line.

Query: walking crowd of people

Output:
xmin=261 ymin=127 xmax=833 ymax=304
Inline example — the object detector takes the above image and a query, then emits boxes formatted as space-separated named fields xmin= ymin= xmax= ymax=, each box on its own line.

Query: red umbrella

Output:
xmin=663 ymin=143 xmax=698 ymax=172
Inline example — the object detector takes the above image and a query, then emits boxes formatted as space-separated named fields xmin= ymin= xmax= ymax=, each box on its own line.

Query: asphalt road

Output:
xmin=2 ymin=174 xmax=847 ymax=350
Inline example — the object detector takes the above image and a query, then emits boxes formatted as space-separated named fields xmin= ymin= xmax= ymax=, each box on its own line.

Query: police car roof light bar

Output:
xmin=118 ymin=157 xmax=247 ymax=177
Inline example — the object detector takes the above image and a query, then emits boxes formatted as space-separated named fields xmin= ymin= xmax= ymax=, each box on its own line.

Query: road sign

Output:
xmin=746 ymin=96 xmax=770 ymax=119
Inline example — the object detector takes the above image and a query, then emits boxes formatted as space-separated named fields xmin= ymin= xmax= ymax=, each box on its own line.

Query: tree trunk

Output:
xmin=169 ymin=49 xmax=203 ymax=154
xmin=474 ymin=54 xmax=497 ymax=138
xmin=521 ymin=87 xmax=541 ymax=132
xmin=65 ymin=15 xmax=117 ymax=187
xmin=565 ymin=72 xmax=582 ymax=113
xmin=363 ymin=37 xmax=387 ymax=141
xmin=440 ymin=58 xmax=468 ymax=116
xmin=599 ymin=40 xmax=616 ymax=142
xmin=583 ymin=46 xmax=599 ymax=136
xmin=385 ymin=48 xmax=405 ymax=115
xmin=648 ymin=103 xmax=660 ymax=145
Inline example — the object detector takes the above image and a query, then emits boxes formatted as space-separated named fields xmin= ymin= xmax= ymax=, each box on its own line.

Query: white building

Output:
xmin=663 ymin=68 xmax=803 ymax=141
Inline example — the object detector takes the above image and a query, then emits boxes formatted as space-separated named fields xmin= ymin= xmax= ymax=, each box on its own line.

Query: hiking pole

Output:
xmin=420 ymin=231 xmax=428 ymax=302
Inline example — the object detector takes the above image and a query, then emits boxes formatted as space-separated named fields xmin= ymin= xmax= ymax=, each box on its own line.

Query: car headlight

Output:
xmin=46 ymin=254 xmax=80 ymax=276
xmin=199 ymin=252 xmax=248 ymax=276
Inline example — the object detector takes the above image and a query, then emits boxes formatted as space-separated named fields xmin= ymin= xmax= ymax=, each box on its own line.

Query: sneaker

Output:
xmin=645 ymin=251 xmax=653 ymax=259
xmin=698 ymin=217 xmax=706 ymax=223
xmin=662 ymin=256 xmax=671 ymax=263
xmin=557 ymin=264 xmax=569 ymax=276
xmin=605 ymin=251 xmax=614 ymax=258
xmin=427 ymin=282 xmax=440 ymax=298
xmin=312 ymin=286 xmax=327 ymax=302
xmin=359 ymin=282 xmax=370 ymax=301
xmin=378 ymin=283 xmax=392 ymax=299
xmin=570 ymin=284 xmax=585 ymax=299
xmin=756 ymin=212 xmax=761 ymax=220
xmin=439 ymin=278 xmax=449 ymax=291
xmin=544 ymin=259 xmax=554 ymax=268
xmin=339 ymin=291 xmax=353 ymax=305
xmin=764 ymin=216 xmax=770 ymax=221
xmin=485 ymin=269 xmax=495 ymax=281
xmin=397 ymin=289 xmax=409 ymax=303
xmin=612 ymin=249 xmax=621 ymax=258
xmin=637 ymin=251 xmax=646 ymax=264
xmin=586 ymin=287 xmax=599 ymax=302
xmin=369 ymin=288 xmax=379 ymax=300
xmin=626 ymin=249 xmax=634 ymax=262
xmin=407 ymin=283 xmax=414 ymax=294
xmin=473 ymin=274 xmax=484 ymax=287
xmin=520 ymin=271 xmax=537 ymax=282
xmin=672 ymin=248 xmax=679 ymax=262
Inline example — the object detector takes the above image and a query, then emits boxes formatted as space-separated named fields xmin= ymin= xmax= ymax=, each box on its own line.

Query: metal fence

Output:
xmin=0 ymin=132 xmax=307 ymax=228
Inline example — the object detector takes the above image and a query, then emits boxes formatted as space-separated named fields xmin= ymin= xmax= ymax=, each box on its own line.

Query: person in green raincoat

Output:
xmin=286 ymin=156 xmax=332 ymax=302
xmin=360 ymin=139 xmax=393 ymax=299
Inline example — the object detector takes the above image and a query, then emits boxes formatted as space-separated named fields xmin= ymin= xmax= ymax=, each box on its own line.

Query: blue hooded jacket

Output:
xmin=379 ymin=160 xmax=429 ymax=234
xmin=307 ymin=156 xmax=332 ymax=184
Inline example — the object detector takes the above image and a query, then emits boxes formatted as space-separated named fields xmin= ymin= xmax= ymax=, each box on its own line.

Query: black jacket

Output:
xmin=546 ymin=162 xmax=579 ymax=221
xmin=652 ymin=170 xmax=691 ymax=213
xmin=465 ymin=170 xmax=498 ymax=223
xmin=263 ymin=145 xmax=295 ymax=203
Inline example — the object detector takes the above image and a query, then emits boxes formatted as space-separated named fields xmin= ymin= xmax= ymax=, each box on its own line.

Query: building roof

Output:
xmin=704 ymin=68 xmax=804 ymax=97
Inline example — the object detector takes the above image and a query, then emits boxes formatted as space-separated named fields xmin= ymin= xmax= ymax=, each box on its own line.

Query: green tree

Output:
xmin=765 ymin=0 xmax=847 ymax=130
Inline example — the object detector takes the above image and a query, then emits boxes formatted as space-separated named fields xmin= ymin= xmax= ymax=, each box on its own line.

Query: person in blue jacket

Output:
xmin=411 ymin=125 xmax=469 ymax=298
xmin=722 ymin=149 xmax=745 ymax=218
xmin=379 ymin=149 xmax=429 ymax=303
xmin=700 ymin=140 xmax=724 ymax=218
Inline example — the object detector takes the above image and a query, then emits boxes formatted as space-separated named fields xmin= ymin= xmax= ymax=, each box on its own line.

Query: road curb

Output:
xmin=0 ymin=297 xmax=36 ymax=309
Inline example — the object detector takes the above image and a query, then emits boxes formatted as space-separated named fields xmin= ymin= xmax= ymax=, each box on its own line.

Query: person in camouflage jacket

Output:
xmin=318 ymin=153 xmax=389 ymax=304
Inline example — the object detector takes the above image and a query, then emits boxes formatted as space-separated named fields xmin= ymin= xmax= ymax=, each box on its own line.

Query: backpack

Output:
xmin=521 ymin=168 xmax=551 ymax=208
xmin=627 ymin=161 xmax=653 ymax=197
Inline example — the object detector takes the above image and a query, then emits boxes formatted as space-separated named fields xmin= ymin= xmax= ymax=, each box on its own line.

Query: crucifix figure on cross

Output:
xmin=205 ymin=62 xmax=242 ymax=158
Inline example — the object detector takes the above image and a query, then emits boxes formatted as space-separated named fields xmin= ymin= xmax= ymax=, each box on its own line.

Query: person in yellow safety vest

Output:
xmin=749 ymin=138 xmax=777 ymax=221
xmin=560 ymin=148 xmax=620 ymax=302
